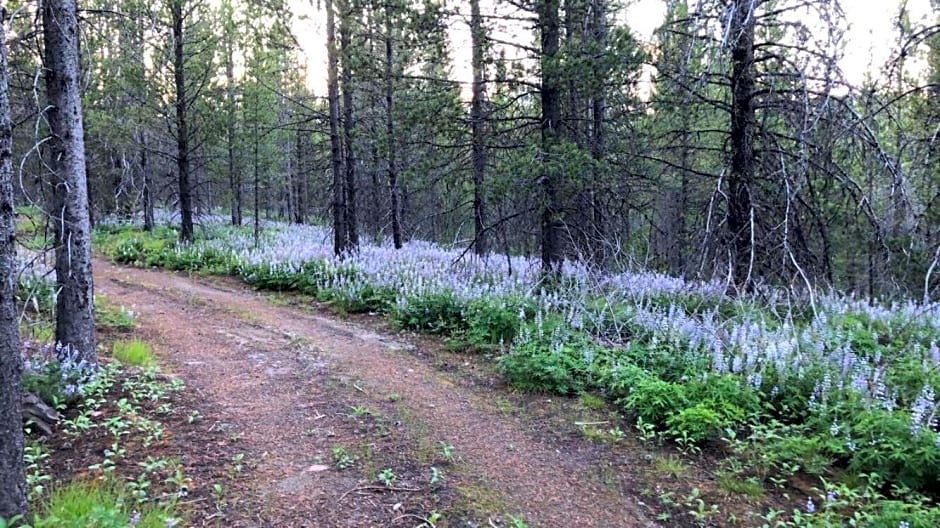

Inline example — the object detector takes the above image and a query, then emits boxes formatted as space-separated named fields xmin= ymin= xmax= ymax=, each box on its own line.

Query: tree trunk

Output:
xmin=172 ymin=0 xmax=194 ymax=243
xmin=139 ymin=130 xmax=154 ymax=232
xmin=253 ymin=101 xmax=260 ymax=248
xmin=340 ymin=2 xmax=359 ymax=250
xmin=225 ymin=33 xmax=241 ymax=227
xmin=589 ymin=0 xmax=607 ymax=264
xmin=277 ymin=94 xmax=294 ymax=224
xmin=667 ymin=9 xmax=692 ymax=276
xmin=470 ymin=0 xmax=488 ymax=256
xmin=384 ymin=4 xmax=403 ymax=249
xmin=327 ymin=0 xmax=347 ymax=255
xmin=285 ymin=136 xmax=295 ymax=223
xmin=293 ymin=130 xmax=306 ymax=224
xmin=367 ymin=21 xmax=382 ymax=239
xmin=84 ymin=141 xmax=94 ymax=228
xmin=539 ymin=0 xmax=563 ymax=275
xmin=727 ymin=0 xmax=756 ymax=289
xmin=564 ymin=0 xmax=585 ymax=148
xmin=201 ymin=167 xmax=210 ymax=215
xmin=370 ymin=139 xmax=381 ymax=236
xmin=43 ymin=0 xmax=96 ymax=362
xmin=0 ymin=11 xmax=27 ymax=518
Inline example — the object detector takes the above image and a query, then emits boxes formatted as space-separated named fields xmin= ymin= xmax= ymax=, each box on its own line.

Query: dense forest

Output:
xmin=4 ymin=0 xmax=940 ymax=296
xmin=4 ymin=0 xmax=940 ymax=525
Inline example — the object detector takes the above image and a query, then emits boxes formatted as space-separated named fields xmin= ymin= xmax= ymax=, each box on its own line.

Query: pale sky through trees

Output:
xmin=292 ymin=0 xmax=935 ymax=96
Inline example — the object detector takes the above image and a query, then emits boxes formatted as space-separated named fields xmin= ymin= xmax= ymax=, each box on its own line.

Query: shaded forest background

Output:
xmin=6 ymin=0 xmax=940 ymax=299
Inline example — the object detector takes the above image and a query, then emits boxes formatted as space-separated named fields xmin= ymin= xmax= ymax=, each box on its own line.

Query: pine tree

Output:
xmin=0 ymin=6 xmax=27 ymax=518
xmin=44 ymin=0 xmax=97 ymax=362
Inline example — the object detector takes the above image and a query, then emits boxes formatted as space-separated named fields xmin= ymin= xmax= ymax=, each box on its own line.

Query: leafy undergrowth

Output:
xmin=93 ymin=215 xmax=940 ymax=526
xmin=9 ymin=278 xmax=238 ymax=528
xmin=23 ymin=365 xmax=188 ymax=528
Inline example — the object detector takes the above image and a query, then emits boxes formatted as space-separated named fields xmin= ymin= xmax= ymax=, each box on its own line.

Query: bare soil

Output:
xmin=87 ymin=259 xmax=688 ymax=527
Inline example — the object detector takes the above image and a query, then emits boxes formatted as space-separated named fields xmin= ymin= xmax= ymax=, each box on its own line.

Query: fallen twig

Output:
xmin=391 ymin=513 xmax=436 ymax=527
xmin=339 ymin=485 xmax=421 ymax=502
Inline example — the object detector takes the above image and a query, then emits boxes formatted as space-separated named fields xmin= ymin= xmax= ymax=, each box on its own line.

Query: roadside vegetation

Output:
xmin=12 ymin=279 xmax=189 ymax=527
xmin=6 ymin=209 xmax=193 ymax=527
xmin=93 ymin=214 xmax=940 ymax=527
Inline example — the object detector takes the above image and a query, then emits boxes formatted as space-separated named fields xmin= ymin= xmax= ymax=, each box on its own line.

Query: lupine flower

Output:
xmin=911 ymin=385 xmax=937 ymax=436
xmin=97 ymin=213 xmax=940 ymax=450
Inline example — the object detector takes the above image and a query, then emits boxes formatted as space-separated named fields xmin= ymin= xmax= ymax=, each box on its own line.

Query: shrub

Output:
xmin=101 ymin=227 xmax=179 ymax=268
xmin=593 ymin=359 xmax=646 ymax=401
xmin=687 ymin=374 xmax=762 ymax=424
xmin=22 ymin=344 xmax=95 ymax=406
xmin=393 ymin=292 xmax=467 ymax=335
xmin=113 ymin=237 xmax=146 ymax=265
xmin=767 ymin=434 xmax=841 ymax=476
xmin=846 ymin=408 xmax=940 ymax=493
xmin=463 ymin=297 xmax=531 ymax=346
xmin=498 ymin=334 xmax=594 ymax=395
xmin=240 ymin=263 xmax=298 ymax=291
xmin=621 ymin=340 xmax=705 ymax=382
xmin=324 ymin=282 xmax=397 ymax=314
xmin=724 ymin=421 xmax=843 ymax=481
xmin=666 ymin=404 xmax=725 ymax=443
xmin=619 ymin=374 xmax=688 ymax=426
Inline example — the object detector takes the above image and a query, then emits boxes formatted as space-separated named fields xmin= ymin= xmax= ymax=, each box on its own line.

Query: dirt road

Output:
xmin=95 ymin=259 xmax=657 ymax=527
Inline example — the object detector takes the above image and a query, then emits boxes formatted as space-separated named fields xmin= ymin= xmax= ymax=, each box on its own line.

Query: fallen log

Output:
xmin=22 ymin=392 xmax=60 ymax=437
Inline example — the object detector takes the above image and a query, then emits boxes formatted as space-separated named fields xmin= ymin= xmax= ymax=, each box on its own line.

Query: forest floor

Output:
xmin=91 ymin=259 xmax=702 ymax=527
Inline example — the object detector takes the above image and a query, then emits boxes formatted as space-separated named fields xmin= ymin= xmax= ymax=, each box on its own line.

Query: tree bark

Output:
xmin=139 ymin=130 xmax=154 ymax=232
xmin=252 ymin=100 xmax=260 ymax=247
xmin=470 ymin=0 xmax=488 ymax=256
xmin=285 ymin=128 xmax=295 ymax=224
xmin=385 ymin=4 xmax=403 ymax=249
xmin=327 ymin=0 xmax=347 ymax=255
xmin=564 ymin=0 xmax=585 ymax=147
xmin=589 ymin=0 xmax=607 ymax=263
xmin=340 ymin=2 xmax=359 ymax=250
xmin=43 ymin=0 xmax=96 ymax=362
xmin=225 ymin=28 xmax=241 ymax=227
xmin=539 ymin=0 xmax=563 ymax=275
xmin=0 ymin=9 xmax=27 ymax=518
xmin=172 ymin=0 xmax=194 ymax=243
xmin=666 ymin=4 xmax=692 ymax=275
xmin=727 ymin=0 xmax=756 ymax=289
xmin=293 ymin=130 xmax=306 ymax=224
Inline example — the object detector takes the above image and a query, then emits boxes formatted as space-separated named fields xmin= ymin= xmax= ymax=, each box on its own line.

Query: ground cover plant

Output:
xmin=7 ymin=258 xmax=215 ymax=527
xmin=94 ymin=214 xmax=940 ymax=526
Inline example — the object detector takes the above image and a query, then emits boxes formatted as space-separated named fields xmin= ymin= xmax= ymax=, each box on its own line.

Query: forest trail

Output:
xmin=94 ymin=259 xmax=658 ymax=528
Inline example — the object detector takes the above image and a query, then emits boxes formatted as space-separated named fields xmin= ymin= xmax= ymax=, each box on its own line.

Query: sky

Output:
xmin=293 ymin=0 xmax=937 ymax=96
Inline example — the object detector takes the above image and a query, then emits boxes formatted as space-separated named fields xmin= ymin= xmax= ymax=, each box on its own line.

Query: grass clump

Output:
xmin=112 ymin=340 xmax=156 ymax=368
xmin=27 ymin=480 xmax=177 ymax=528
